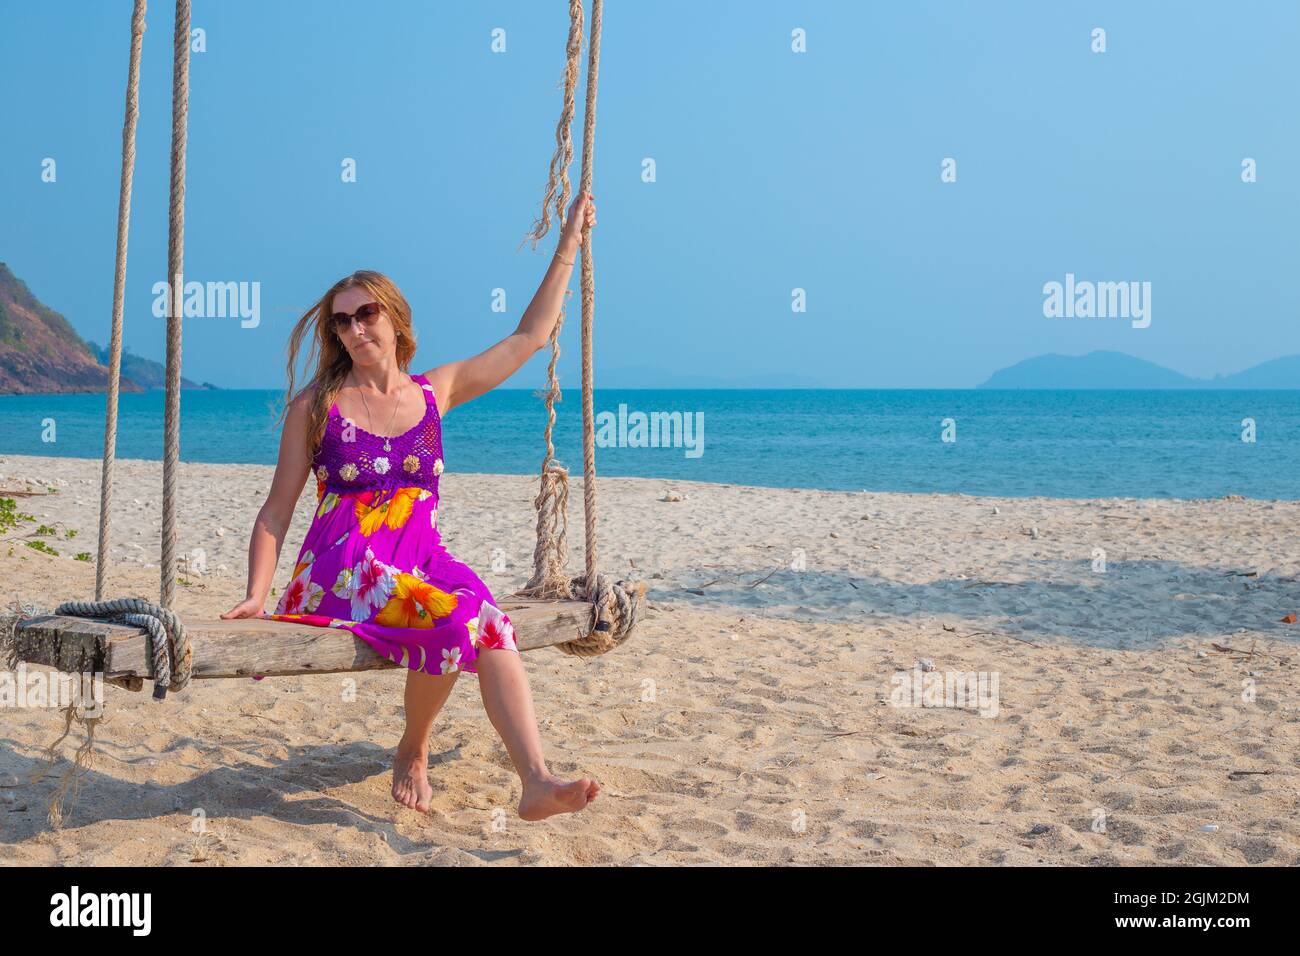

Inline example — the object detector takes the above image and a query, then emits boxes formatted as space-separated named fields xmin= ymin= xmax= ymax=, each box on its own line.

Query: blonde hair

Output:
xmin=280 ymin=270 xmax=417 ymax=458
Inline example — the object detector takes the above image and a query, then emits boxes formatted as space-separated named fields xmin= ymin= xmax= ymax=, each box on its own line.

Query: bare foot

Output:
xmin=391 ymin=744 xmax=433 ymax=812
xmin=518 ymin=773 xmax=600 ymax=821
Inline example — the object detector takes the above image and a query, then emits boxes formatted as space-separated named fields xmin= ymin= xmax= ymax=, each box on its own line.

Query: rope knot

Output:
xmin=54 ymin=597 xmax=192 ymax=699
xmin=554 ymin=573 xmax=646 ymax=658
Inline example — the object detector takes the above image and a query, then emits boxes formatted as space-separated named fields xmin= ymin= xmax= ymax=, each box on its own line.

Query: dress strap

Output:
xmin=414 ymin=372 xmax=438 ymax=415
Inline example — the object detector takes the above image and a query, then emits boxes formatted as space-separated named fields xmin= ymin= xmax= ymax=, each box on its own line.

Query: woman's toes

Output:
xmin=392 ymin=749 xmax=431 ymax=810
xmin=563 ymin=778 xmax=594 ymax=806
xmin=518 ymin=775 xmax=600 ymax=820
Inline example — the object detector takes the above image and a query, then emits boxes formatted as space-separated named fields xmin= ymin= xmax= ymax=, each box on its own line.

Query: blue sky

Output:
xmin=3 ymin=0 xmax=1298 ymax=389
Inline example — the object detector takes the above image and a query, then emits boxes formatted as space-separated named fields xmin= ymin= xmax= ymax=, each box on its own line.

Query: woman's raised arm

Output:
xmin=426 ymin=192 xmax=595 ymax=414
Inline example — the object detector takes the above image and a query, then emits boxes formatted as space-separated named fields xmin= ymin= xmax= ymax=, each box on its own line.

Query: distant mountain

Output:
xmin=0 ymin=262 xmax=216 ymax=394
xmin=979 ymin=350 xmax=1300 ymax=389
xmin=83 ymin=339 xmax=218 ymax=391
xmin=1216 ymin=355 xmax=1300 ymax=388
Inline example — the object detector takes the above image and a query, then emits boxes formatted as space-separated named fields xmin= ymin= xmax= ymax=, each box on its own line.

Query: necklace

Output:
xmin=350 ymin=372 xmax=406 ymax=452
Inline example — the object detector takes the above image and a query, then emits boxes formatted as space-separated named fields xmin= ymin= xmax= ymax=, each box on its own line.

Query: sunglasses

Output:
xmin=329 ymin=301 xmax=383 ymax=334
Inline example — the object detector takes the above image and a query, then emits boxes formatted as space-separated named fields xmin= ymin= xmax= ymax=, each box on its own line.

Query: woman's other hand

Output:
xmin=221 ymin=597 xmax=265 ymax=619
xmin=559 ymin=191 xmax=596 ymax=246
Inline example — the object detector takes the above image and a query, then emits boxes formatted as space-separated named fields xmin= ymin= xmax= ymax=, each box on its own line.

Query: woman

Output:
xmin=222 ymin=192 xmax=597 ymax=820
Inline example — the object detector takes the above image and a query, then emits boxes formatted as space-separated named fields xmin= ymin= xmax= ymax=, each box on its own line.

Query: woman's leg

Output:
xmin=392 ymin=669 xmax=459 ymax=811
xmin=474 ymin=647 xmax=600 ymax=820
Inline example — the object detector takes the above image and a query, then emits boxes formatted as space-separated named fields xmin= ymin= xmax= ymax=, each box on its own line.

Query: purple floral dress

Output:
xmin=262 ymin=372 xmax=517 ymax=675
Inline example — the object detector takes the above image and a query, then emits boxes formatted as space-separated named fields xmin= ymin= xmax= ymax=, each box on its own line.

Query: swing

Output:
xmin=2 ymin=0 xmax=645 ymax=700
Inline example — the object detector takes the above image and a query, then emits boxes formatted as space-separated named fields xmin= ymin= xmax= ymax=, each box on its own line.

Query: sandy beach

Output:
xmin=1 ymin=451 xmax=1297 ymax=866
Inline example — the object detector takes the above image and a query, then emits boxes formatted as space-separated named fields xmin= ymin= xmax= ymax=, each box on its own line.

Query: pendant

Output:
xmin=383 ymin=439 xmax=392 ymax=452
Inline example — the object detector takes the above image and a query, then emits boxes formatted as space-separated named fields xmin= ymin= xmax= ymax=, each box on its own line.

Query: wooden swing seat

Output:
xmin=11 ymin=597 xmax=594 ymax=691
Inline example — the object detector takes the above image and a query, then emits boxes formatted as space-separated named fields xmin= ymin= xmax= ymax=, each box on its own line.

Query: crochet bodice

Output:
xmin=311 ymin=372 xmax=444 ymax=495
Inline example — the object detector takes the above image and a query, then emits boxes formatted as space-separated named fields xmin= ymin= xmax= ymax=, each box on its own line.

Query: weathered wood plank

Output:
xmin=12 ymin=598 xmax=594 ymax=681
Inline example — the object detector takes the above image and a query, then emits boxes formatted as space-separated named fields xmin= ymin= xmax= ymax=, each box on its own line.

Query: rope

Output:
xmin=553 ymin=572 xmax=646 ymax=658
xmin=53 ymin=597 xmax=193 ymax=699
xmin=577 ymin=0 xmax=603 ymax=595
xmin=160 ymin=0 xmax=191 ymax=610
xmin=518 ymin=0 xmax=644 ymax=653
xmin=95 ymin=0 xmax=148 ymax=601
xmin=522 ymin=461 xmax=572 ymax=599
xmin=13 ymin=2 xmax=154 ymax=830
xmin=519 ymin=0 xmax=584 ymax=601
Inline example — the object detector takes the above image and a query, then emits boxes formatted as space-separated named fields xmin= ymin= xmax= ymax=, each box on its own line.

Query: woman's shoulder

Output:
xmin=285 ymin=383 xmax=335 ymax=427
xmin=292 ymin=381 xmax=328 ymax=407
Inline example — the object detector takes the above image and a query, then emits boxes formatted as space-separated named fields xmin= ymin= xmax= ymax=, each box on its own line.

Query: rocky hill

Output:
xmin=0 ymin=262 xmax=215 ymax=394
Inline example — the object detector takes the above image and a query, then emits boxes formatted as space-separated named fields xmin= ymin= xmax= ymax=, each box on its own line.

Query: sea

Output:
xmin=1 ymin=388 xmax=1298 ymax=500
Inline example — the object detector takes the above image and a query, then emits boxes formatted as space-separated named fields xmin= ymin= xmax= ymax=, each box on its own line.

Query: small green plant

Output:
xmin=65 ymin=528 xmax=77 ymax=539
xmin=75 ymin=552 xmax=92 ymax=562
xmin=34 ymin=524 xmax=57 ymax=537
xmin=26 ymin=540 xmax=58 ymax=556
xmin=0 ymin=497 xmax=36 ymax=533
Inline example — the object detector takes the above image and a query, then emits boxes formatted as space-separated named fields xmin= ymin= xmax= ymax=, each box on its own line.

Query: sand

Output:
xmin=1 ymin=452 xmax=1297 ymax=865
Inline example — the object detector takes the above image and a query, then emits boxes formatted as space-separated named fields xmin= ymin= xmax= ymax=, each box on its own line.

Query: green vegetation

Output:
xmin=0 ymin=497 xmax=35 ymax=533
xmin=0 ymin=298 xmax=15 ymax=344
xmin=26 ymin=540 xmax=58 ymax=556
